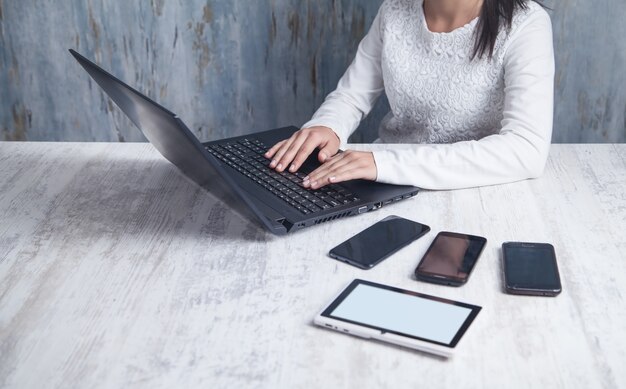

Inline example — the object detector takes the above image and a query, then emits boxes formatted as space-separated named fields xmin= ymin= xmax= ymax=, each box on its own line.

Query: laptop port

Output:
xmin=358 ymin=206 xmax=368 ymax=214
xmin=373 ymin=202 xmax=383 ymax=210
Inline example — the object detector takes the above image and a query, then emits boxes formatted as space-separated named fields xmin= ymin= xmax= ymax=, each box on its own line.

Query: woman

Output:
xmin=265 ymin=0 xmax=554 ymax=190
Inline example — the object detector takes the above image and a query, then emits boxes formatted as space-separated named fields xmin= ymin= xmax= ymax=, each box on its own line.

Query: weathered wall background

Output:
xmin=0 ymin=0 xmax=624 ymax=143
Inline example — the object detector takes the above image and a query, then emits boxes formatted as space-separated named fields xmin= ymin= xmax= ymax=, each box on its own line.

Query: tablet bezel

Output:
xmin=319 ymin=279 xmax=481 ymax=348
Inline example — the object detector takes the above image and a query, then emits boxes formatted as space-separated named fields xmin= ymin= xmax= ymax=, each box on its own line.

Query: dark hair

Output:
xmin=472 ymin=0 xmax=544 ymax=60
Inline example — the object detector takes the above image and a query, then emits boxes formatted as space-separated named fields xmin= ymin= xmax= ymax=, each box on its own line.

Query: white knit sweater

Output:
xmin=302 ymin=0 xmax=554 ymax=189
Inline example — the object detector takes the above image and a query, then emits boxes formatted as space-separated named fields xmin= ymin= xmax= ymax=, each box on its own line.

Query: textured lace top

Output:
xmin=302 ymin=0 xmax=555 ymax=189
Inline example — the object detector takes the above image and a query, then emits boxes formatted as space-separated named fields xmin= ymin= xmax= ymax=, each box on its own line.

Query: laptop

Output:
xmin=69 ymin=49 xmax=419 ymax=235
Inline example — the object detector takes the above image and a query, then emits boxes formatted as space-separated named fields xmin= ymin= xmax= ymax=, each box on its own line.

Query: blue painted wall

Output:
xmin=0 ymin=0 xmax=624 ymax=143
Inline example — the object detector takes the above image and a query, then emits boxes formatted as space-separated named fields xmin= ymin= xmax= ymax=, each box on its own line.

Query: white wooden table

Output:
xmin=1 ymin=142 xmax=625 ymax=389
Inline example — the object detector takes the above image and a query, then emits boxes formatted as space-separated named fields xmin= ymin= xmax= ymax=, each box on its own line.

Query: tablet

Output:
xmin=314 ymin=279 xmax=481 ymax=357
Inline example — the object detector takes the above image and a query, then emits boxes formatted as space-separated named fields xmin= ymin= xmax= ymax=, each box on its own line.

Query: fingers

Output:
xmin=265 ymin=126 xmax=341 ymax=173
xmin=318 ymin=141 xmax=340 ymax=163
xmin=264 ymin=131 xmax=306 ymax=171
xmin=302 ymin=151 xmax=377 ymax=189
xmin=303 ymin=153 xmax=347 ymax=188
xmin=323 ymin=168 xmax=363 ymax=186
xmin=306 ymin=152 xmax=350 ymax=181
xmin=265 ymin=137 xmax=296 ymax=170
xmin=289 ymin=140 xmax=319 ymax=173
xmin=265 ymin=140 xmax=286 ymax=160
xmin=271 ymin=131 xmax=308 ymax=172
xmin=280 ymin=131 xmax=314 ymax=172
xmin=288 ymin=128 xmax=340 ymax=172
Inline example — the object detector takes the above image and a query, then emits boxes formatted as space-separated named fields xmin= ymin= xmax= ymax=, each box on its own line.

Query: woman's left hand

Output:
xmin=302 ymin=150 xmax=377 ymax=189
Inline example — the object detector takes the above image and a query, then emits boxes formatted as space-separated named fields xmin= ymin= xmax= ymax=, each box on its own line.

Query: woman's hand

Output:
xmin=302 ymin=150 xmax=377 ymax=189
xmin=265 ymin=126 xmax=340 ymax=173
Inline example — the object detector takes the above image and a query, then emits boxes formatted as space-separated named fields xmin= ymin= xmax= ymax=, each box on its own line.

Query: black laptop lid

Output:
xmin=69 ymin=49 xmax=217 ymax=187
xmin=69 ymin=49 xmax=289 ymax=234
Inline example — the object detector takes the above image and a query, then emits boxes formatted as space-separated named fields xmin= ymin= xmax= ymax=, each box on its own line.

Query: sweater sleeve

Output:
xmin=300 ymin=5 xmax=385 ymax=145
xmin=372 ymin=10 xmax=555 ymax=190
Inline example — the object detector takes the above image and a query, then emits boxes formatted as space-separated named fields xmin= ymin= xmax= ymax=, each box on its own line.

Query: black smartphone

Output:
xmin=502 ymin=242 xmax=562 ymax=296
xmin=329 ymin=216 xmax=430 ymax=269
xmin=414 ymin=231 xmax=487 ymax=286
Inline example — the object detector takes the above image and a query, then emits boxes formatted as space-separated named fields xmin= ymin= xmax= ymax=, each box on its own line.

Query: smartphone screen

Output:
xmin=503 ymin=242 xmax=561 ymax=295
xmin=415 ymin=232 xmax=487 ymax=286
xmin=329 ymin=216 xmax=430 ymax=269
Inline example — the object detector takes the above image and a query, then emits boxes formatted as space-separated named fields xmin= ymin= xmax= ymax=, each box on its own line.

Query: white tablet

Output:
xmin=314 ymin=279 xmax=481 ymax=358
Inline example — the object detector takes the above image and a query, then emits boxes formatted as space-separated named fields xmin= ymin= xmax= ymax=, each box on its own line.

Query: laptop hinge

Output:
xmin=275 ymin=218 xmax=293 ymax=230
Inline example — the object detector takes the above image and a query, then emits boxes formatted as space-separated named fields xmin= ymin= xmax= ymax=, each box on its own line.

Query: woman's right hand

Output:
xmin=264 ymin=126 xmax=341 ymax=173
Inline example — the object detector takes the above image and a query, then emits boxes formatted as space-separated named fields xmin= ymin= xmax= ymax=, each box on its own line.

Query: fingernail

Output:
xmin=320 ymin=153 xmax=327 ymax=162
xmin=303 ymin=175 xmax=309 ymax=180
xmin=270 ymin=160 xmax=277 ymax=167
xmin=311 ymin=181 xmax=318 ymax=188
xmin=289 ymin=164 xmax=296 ymax=172
xmin=302 ymin=179 xmax=310 ymax=187
xmin=277 ymin=163 xmax=283 ymax=170
xmin=329 ymin=176 xmax=336 ymax=182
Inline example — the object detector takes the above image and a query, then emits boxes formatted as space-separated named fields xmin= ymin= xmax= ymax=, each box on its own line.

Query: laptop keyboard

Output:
xmin=205 ymin=138 xmax=359 ymax=215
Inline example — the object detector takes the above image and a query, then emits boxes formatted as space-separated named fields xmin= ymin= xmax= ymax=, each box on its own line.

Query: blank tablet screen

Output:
xmin=322 ymin=280 xmax=481 ymax=347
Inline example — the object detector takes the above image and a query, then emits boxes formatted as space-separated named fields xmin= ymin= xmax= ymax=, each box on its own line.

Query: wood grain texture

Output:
xmin=0 ymin=142 xmax=625 ymax=388
xmin=0 ymin=0 xmax=382 ymax=143
xmin=0 ymin=1 xmax=624 ymax=143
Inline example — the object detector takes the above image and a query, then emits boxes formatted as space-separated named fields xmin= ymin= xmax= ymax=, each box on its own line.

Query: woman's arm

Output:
xmin=372 ymin=10 xmax=555 ymax=190
xmin=264 ymin=5 xmax=386 ymax=174
xmin=301 ymin=7 xmax=386 ymax=144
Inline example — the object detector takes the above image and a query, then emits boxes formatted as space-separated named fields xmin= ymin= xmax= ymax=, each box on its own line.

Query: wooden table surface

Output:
xmin=0 ymin=142 xmax=625 ymax=389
